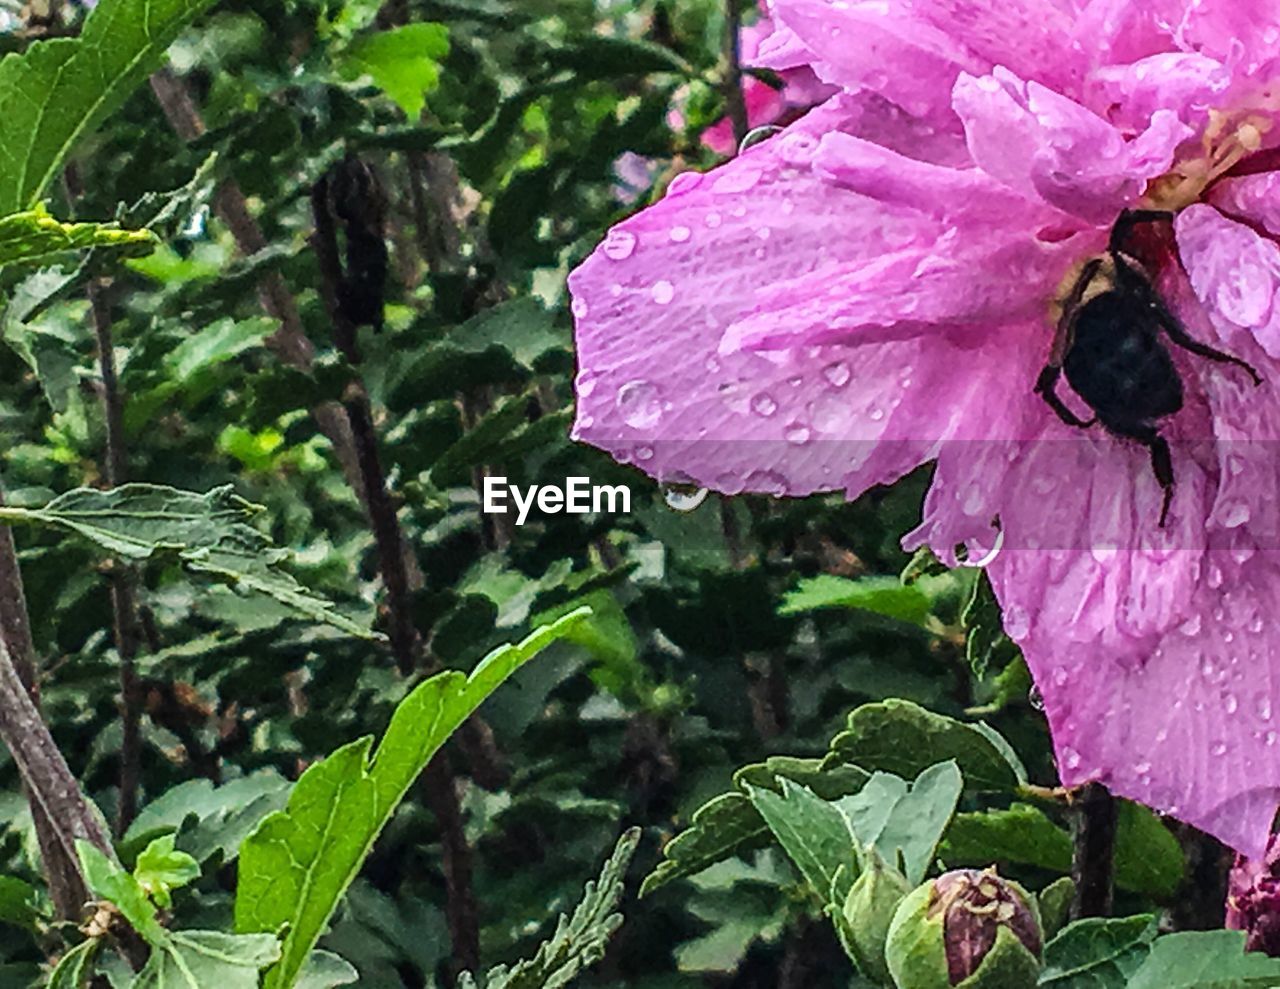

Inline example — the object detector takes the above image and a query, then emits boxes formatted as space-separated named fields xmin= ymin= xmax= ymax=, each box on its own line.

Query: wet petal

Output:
xmin=1210 ymin=171 xmax=1280 ymax=238
xmin=1089 ymin=52 xmax=1234 ymax=131
xmin=953 ymin=68 xmax=1192 ymax=223
xmin=1176 ymin=204 xmax=1280 ymax=358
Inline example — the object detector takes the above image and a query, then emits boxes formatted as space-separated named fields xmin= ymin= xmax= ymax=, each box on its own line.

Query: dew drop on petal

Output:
xmin=744 ymin=469 xmax=789 ymax=496
xmin=616 ymin=380 xmax=663 ymax=429
xmin=635 ymin=445 xmax=654 ymax=461
xmin=666 ymin=171 xmax=702 ymax=196
xmin=1220 ymin=501 xmax=1251 ymax=528
xmin=706 ymin=212 xmax=722 ymax=228
xmin=576 ymin=370 xmax=597 ymax=398
xmin=822 ymin=361 xmax=851 ymax=388
xmin=571 ymin=297 xmax=589 ymax=318
xmin=1062 ymin=747 xmax=1082 ymax=770
xmin=1212 ymin=741 xmax=1228 ymax=756
xmin=778 ymin=132 xmax=820 ymax=164
xmin=751 ymin=392 xmax=778 ymax=417
xmin=1180 ymin=614 xmax=1202 ymax=636
xmin=1225 ymin=693 xmax=1239 ymax=714
xmin=1257 ymin=694 xmax=1273 ymax=721
xmin=712 ymin=166 xmax=763 ymax=194
xmin=784 ymin=422 xmax=811 ymax=445
xmin=603 ymin=229 xmax=637 ymax=260
xmin=669 ymin=225 xmax=692 ymax=243
xmin=662 ymin=483 xmax=709 ymax=512
xmin=651 ymin=280 xmax=675 ymax=305
xmin=1003 ymin=605 xmax=1030 ymax=640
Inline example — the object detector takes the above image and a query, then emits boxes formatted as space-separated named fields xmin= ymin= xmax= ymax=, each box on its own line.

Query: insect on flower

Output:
xmin=1036 ymin=209 xmax=1263 ymax=526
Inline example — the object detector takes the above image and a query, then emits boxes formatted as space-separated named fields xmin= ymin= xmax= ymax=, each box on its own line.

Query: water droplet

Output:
xmin=961 ymin=483 xmax=985 ymax=515
xmin=1062 ymin=747 xmax=1082 ymax=770
xmin=669 ymin=225 xmax=691 ymax=243
xmin=571 ymin=297 xmax=589 ymax=318
xmin=603 ymin=229 xmax=637 ymax=260
xmin=1003 ymin=605 xmax=1030 ymax=640
xmin=751 ymin=393 xmax=778 ymax=417
xmin=616 ymin=380 xmax=663 ymax=429
xmin=1221 ymin=501 xmax=1251 ymax=528
xmin=778 ymin=132 xmax=819 ymax=164
xmin=738 ymin=125 xmax=782 ymax=153
xmin=1258 ymin=694 xmax=1274 ymax=720
xmin=705 ymin=212 xmax=722 ymax=228
xmin=1225 ymin=693 xmax=1239 ymax=714
xmin=635 ymin=445 xmax=654 ymax=461
xmin=755 ymin=226 xmax=771 ymax=241
xmin=1052 ymin=667 xmax=1069 ymax=686
xmin=784 ymin=422 xmax=811 ymax=445
xmin=1212 ymin=741 xmax=1228 ymax=756
xmin=1208 ymin=565 xmax=1224 ymax=589
xmin=1267 ymin=731 xmax=1277 ymax=746
xmin=662 ymin=483 xmax=708 ymax=512
xmin=868 ymin=406 xmax=885 ymax=422
xmin=576 ymin=370 xmax=598 ymax=398
xmin=1180 ymin=614 xmax=1203 ymax=636
xmin=651 ymin=280 xmax=675 ymax=305
xmin=1135 ymin=760 xmax=1152 ymax=775
xmin=705 ymin=355 xmax=720 ymax=373
xmin=667 ymin=171 xmax=702 ymax=196
xmin=712 ymin=166 xmax=763 ymax=194
xmin=1028 ymin=685 xmax=1044 ymax=711
xmin=744 ymin=469 xmax=789 ymax=496
xmin=822 ymin=361 xmax=851 ymax=388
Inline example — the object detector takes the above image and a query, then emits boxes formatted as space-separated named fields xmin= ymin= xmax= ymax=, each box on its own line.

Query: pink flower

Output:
xmin=1228 ymin=832 xmax=1280 ymax=954
xmin=700 ymin=7 xmax=837 ymax=155
xmin=568 ymin=0 xmax=1280 ymax=856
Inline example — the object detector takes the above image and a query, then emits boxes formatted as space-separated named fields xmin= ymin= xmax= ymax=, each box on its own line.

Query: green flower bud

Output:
xmin=884 ymin=869 xmax=1043 ymax=989
xmin=841 ymin=852 xmax=913 ymax=983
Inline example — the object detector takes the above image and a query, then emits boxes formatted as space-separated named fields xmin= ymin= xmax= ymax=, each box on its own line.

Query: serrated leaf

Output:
xmin=476 ymin=828 xmax=639 ymax=989
xmin=640 ymin=758 xmax=868 ymax=896
xmin=133 ymin=835 xmax=200 ymax=909
xmin=747 ymin=780 xmax=856 ymax=903
xmin=0 ymin=876 xmax=45 ymax=931
xmin=778 ymin=574 xmax=932 ymax=625
xmin=941 ymin=801 xmax=1183 ymax=899
xmin=0 ymin=205 xmax=155 ymax=270
xmin=47 ymin=939 xmax=100 ymax=989
xmin=234 ymin=610 xmax=592 ymax=989
xmin=337 ymin=23 xmax=450 ymax=118
xmin=872 ymin=761 xmax=963 ymax=885
xmin=1039 ymin=915 xmax=1157 ymax=988
xmin=0 ymin=0 xmax=219 ymax=213
xmin=1126 ymin=930 xmax=1280 ymax=988
xmin=294 ymin=951 xmax=359 ymax=989
xmin=132 ymin=931 xmax=281 ymax=989
xmin=77 ymin=840 xmax=168 ymax=945
xmin=826 ymin=699 xmax=1024 ymax=791
xmin=0 ymin=484 xmax=377 ymax=639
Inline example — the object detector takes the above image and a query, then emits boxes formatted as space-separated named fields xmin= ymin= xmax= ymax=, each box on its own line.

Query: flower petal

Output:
xmin=1210 ymin=171 xmax=1280 ymax=239
xmin=1175 ymin=204 xmax=1280 ymax=358
xmin=952 ymin=68 xmax=1192 ymax=223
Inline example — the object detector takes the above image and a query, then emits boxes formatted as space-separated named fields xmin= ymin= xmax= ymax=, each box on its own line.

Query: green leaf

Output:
xmin=133 ymin=834 xmax=200 ymax=909
xmin=0 ymin=204 xmax=155 ymax=270
xmin=0 ymin=484 xmax=377 ymax=639
xmin=640 ymin=758 xmax=869 ymax=896
xmin=76 ymin=840 xmax=168 ymax=946
xmin=871 ymin=761 xmax=963 ymax=886
xmin=538 ymin=37 xmax=690 ymax=80
xmin=0 ymin=0 xmax=220 ymax=213
xmin=47 ymin=939 xmax=100 ymax=989
xmin=132 ymin=931 xmax=281 ymax=989
xmin=941 ymin=801 xmax=1183 ymax=899
xmin=337 ymin=24 xmax=450 ymax=119
xmin=474 ymin=828 xmax=639 ymax=989
xmin=1039 ymin=915 xmax=1157 ymax=988
xmin=825 ymin=699 xmax=1025 ymax=791
xmin=0 ymin=876 xmax=45 ymax=931
xmin=450 ymin=296 xmax=565 ymax=369
xmin=294 ymin=952 xmax=359 ymax=989
xmin=235 ymin=609 xmax=592 ymax=989
xmin=1126 ymin=930 xmax=1280 ymax=988
xmin=778 ymin=575 xmax=932 ymax=625
xmin=747 ymin=780 xmax=857 ymax=903
xmin=1114 ymin=801 xmax=1184 ymax=899
xmin=166 ymin=317 xmax=274 ymax=382
xmin=941 ymin=804 xmax=1072 ymax=874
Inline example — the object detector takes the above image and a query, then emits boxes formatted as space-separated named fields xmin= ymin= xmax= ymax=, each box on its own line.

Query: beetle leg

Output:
xmin=1035 ymin=366 xmax=1097 ymax=428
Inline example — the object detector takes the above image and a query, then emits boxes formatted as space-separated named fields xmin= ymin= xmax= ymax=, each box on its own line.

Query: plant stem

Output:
xmin=723 ymin=0 xmax=749 ymax=150
xmin=1070 ymin=782 xmax=1118 ymax=918
xmin=0 ymin=496 xmax=91 ymax=919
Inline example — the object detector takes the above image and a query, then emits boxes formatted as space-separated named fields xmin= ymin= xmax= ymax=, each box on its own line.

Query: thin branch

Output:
xmin=1070 ymin=781 xmax=1118 ymax=918
xmin=723 ymin=0 xmax=749 ymax=150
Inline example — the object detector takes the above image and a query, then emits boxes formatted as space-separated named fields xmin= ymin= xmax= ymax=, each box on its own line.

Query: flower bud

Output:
xmin=841 ymin=852 xmax=912 ymax=983
xmin=1226 ymin=833 xmax=1280 ymax=955
xmin=884 ymin=868 xmax=1042 ymax=989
